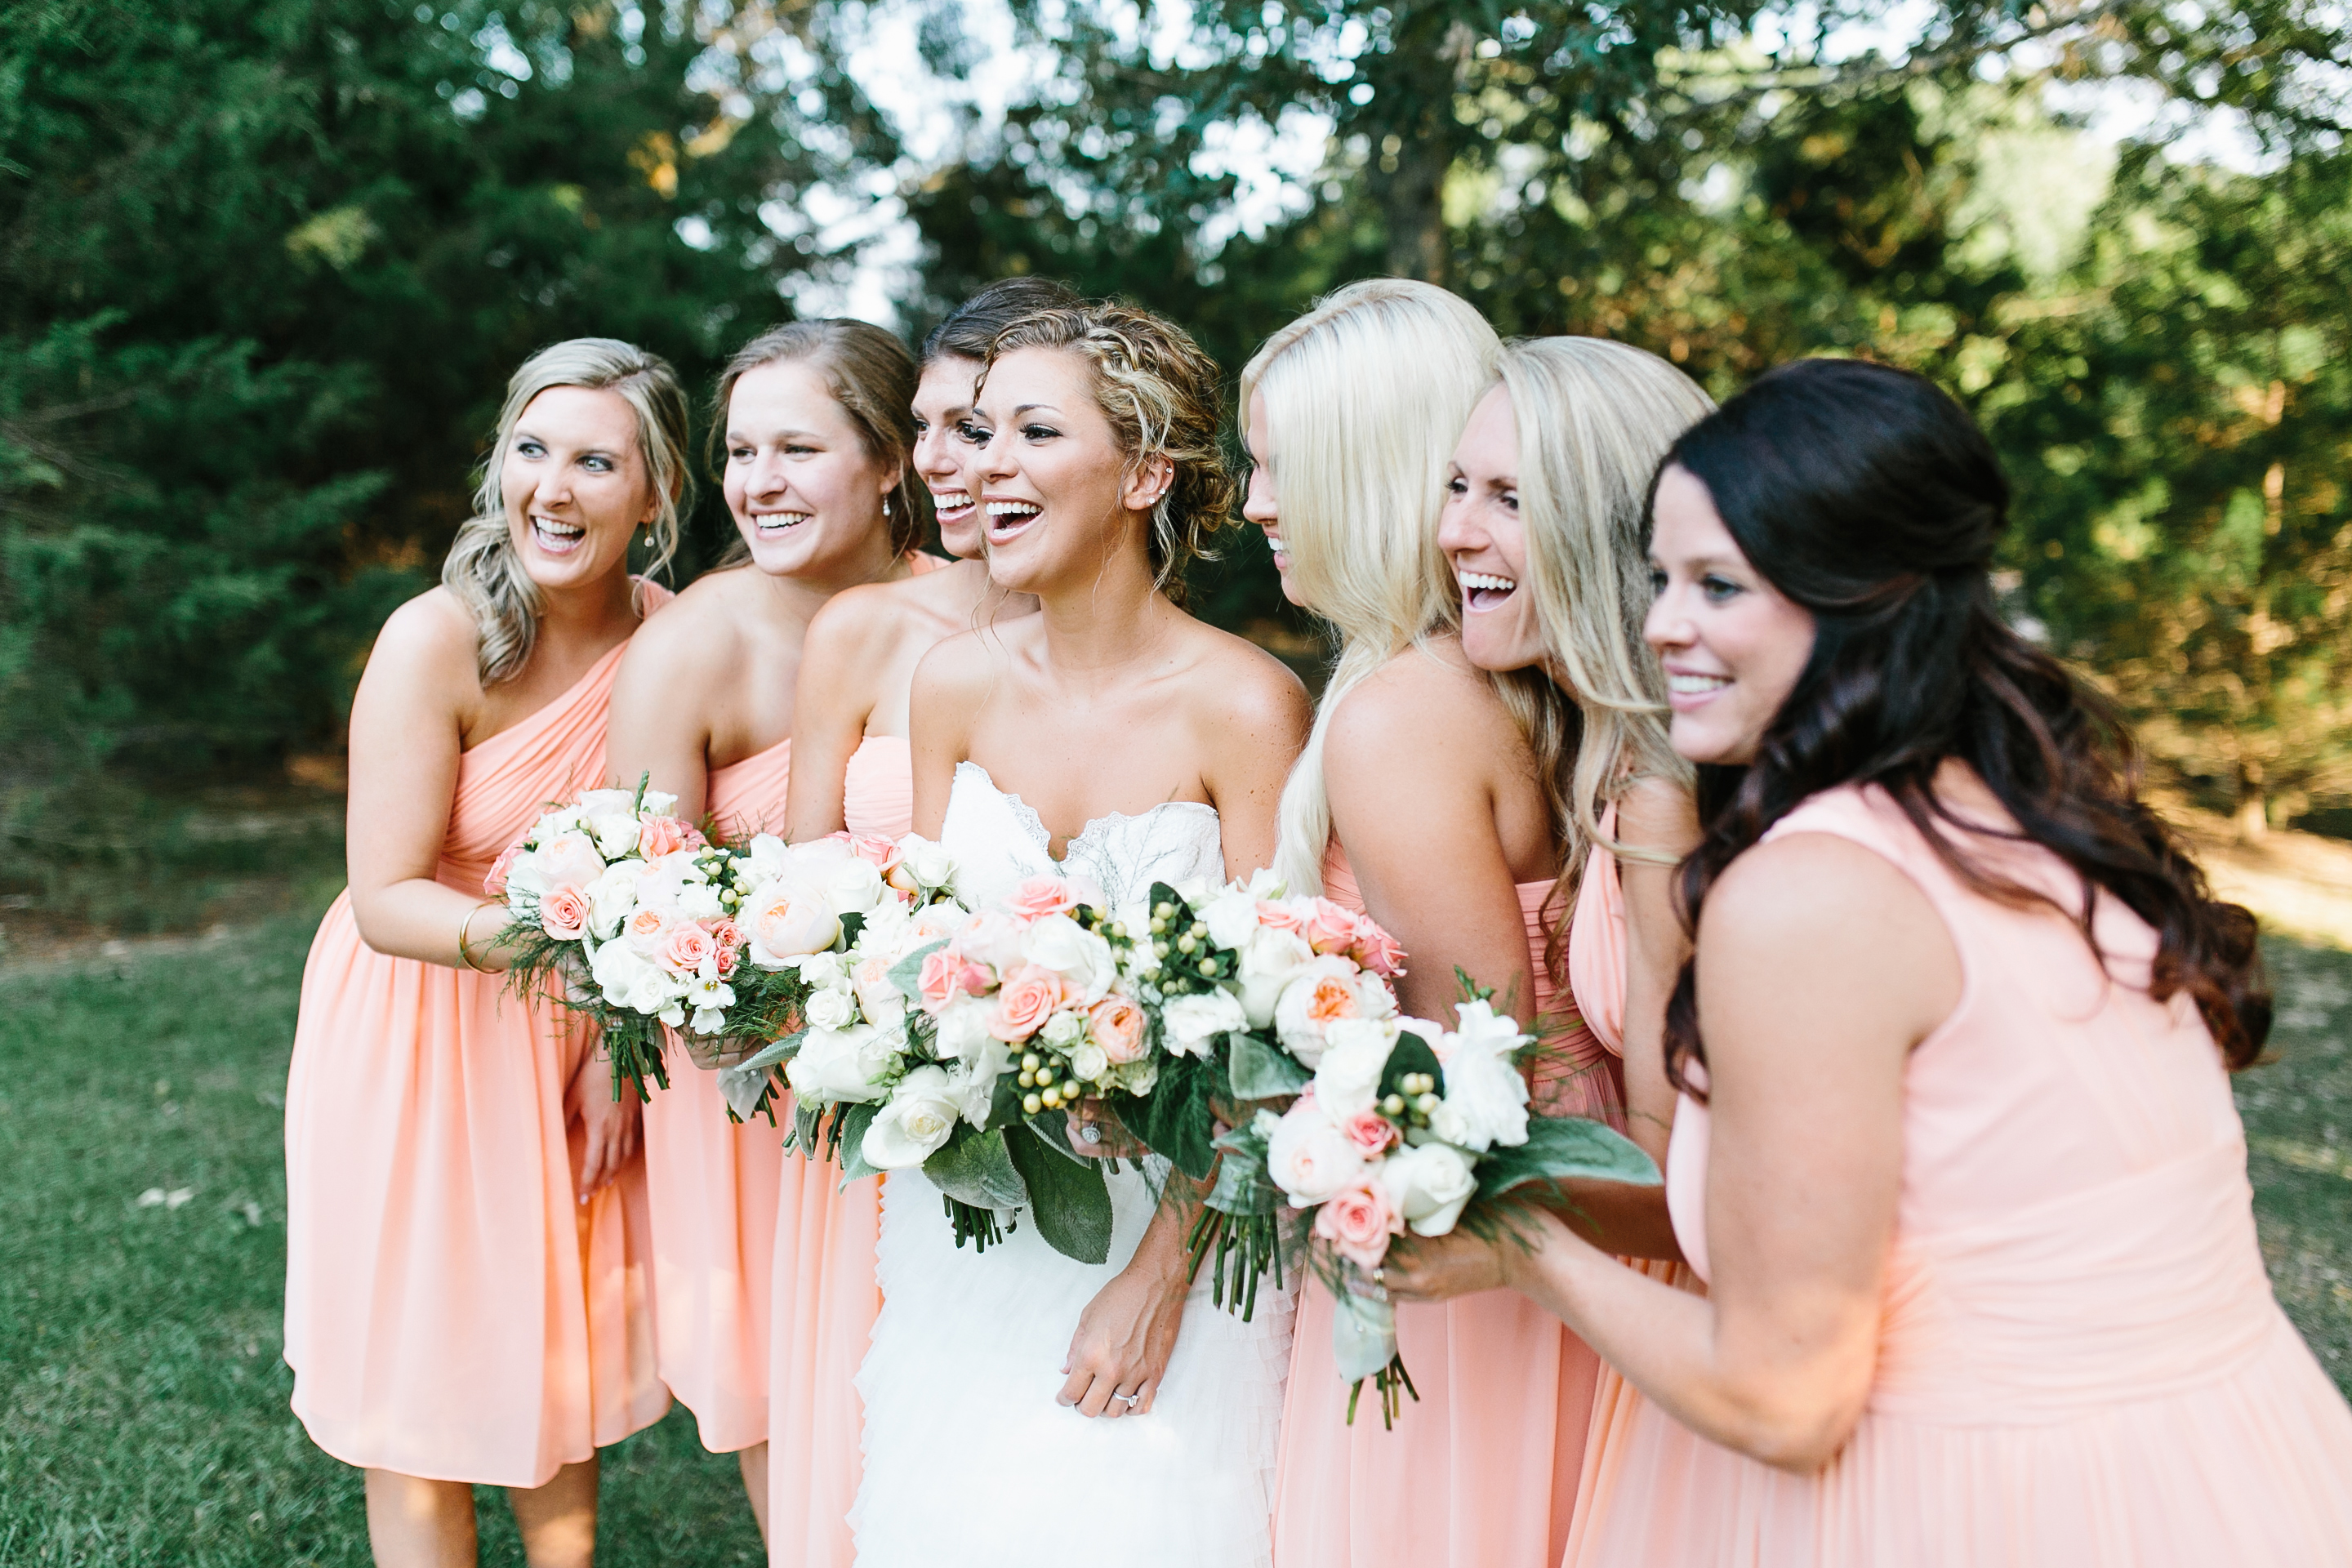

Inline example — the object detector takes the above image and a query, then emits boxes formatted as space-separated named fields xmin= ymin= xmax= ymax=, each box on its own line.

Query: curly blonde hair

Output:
xmin=982 ymin=302 xmax=1233 ymax=605
xmin=443 ymin=336 xmax=693 ymax=686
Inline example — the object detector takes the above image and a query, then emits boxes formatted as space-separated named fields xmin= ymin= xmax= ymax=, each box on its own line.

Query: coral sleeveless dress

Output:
xmin=638 ymin=737 xmax=792 ymax=1453
xmin=764 ymin=733 xmax=904 ymax=1567
xmin=1574 ymin=782 xmax=2352 ymax=1566
xmin=284 ymin=623 xmax=670 ymax=1487
xmin=1561 ymin=811 xmax=1707 ymax=1568
xmin=1272 ymin=847 xmax=1621 ymax=1568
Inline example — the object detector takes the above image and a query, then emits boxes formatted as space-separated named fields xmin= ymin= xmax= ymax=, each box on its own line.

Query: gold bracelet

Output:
xmin=457 ymin=905 xmax=489 ymax=973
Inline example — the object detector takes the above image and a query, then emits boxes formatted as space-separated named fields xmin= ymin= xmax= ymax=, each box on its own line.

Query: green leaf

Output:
xmin=1023 ymin=1109 xmax=1094 ymax=1167
xmin=886 ymin=939 xmax=947 ymax=1003
xmin=836 ymin=1102 xmax=882 ymax=1180
xmin=1227 ymin=1031 xmax=1309 ymax=1101
xmin=1116 ymin=1051 xmax=1219 ymax=1179
xmin=921 ymin=1126 xmax=1031 ymax=1210
xmin=791 ymin=1097 xmax=822 ymax=1156
xmin=1477 ymin=1116 xmax=1661 ymax=1199
xmin=1379 ymin=1030 xmax=1445 ymax=1102
xmin=1004 ymin=1123 xmax=1113 ymax=1263
xmin=839 ymin=909 xmax=867 ymax=948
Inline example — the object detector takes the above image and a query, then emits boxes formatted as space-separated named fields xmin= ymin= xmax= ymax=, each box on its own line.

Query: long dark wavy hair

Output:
xmin=1659 ymin=358 xmax=2270 ymax=1092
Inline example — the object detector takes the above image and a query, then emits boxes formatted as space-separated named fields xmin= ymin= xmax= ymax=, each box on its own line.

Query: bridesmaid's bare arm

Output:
xmin=1614 ymin=775 xmax=1702 ymax=1164
xmin=344 ymin=591 xmax=510 ymax=969
xmin=784 ymin=587 xmax=893 ymax=840
xmin=906 ymin=633 xmax=987 ymax=840
xmin=606 ymin=599 xmax=733 ymax=825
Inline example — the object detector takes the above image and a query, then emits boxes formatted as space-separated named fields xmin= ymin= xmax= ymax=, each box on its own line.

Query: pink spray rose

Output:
xmin=539 ymin=886 xmax=590 ymax=941
xmin=988 ymin=964 xmax=1068 ymax=1041
xmin=485 ymin=839 xmax=527 ymax=899
xmin=1339 ymin=1108 xmax=1400 ymax=1156
xmin=1314 ymin=1180 xmax=1402 ymax=1271
xmin=1302 ymin=898 xmax=1362 ymax=956
xmin=919 ymin=947 xmax=993 ymax=1010
xmin=1254 ymin=898 xmax=1307 ymax=933
xmin=662 ymin=923 xmax=716 ymax=976
xmin=843 ymin=832 xmax=898 ymax=870
xmin=707 ymin=918 xmax=742 ymax=978
xmin=636 ymin=815 xmax=695 ymax=860
xmin=1004 ymin=876 xmax=1080 ymax=922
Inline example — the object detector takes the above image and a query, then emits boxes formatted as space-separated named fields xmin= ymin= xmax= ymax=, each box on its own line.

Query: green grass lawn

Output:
xmin=1 ymin=917 xmax=2346 ymax=1566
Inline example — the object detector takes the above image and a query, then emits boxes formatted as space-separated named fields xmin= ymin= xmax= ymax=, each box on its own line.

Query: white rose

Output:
xmin=1160 ymin=988 xmax=1248 ymax=1058
xmin=804 ymin=986 xmax=859 ymax=1031
xmin=676 ymin=880 xmax=725 ymax=922
xmin=851 ymin=951 xmax=906 ymax=1026
xmin=579 ymin=797 xmax=643 ymax=859
xmin=742 ymin=832 xmax=793 ymax=881
xmin=906 ymin=898 xmax=967 ymax=946
xmin=933 ymin=998 xmax=1008 ymax=1079
xmin=1265 ymin=1104 xmax=1368 ymax=1205
xmin=944 ymin=1061 xmax=997 ymax=1125
xmin=511 ymin=829 xmax=606 ymax=900
xmin=821 ymin=856 xmax=889 ymax=917
xmin=582 ymin=862 xmax=645 ymax=939
xmin=1428 ymin=1001 xmax=1531 ymax=1152
xmin=1236 ymin=925 xmax=1314 ymax=1028
xmin=784 ymin=1022 xmax=895 ymax=1106
xmin=797 ymin=950 xmax=848 ymax=988
xmin=897 ymin=836 xmax=956 ymax=890
xmin=1274 ymin=955 xmax=1396 ymax=1066
xmin=742 ymin=875 xmax=840 ymax=968
xmin=1067 ymin=1042 xmax=1110 ymax=1084
xmin=589 ymin=939 xmax=673 ymax=1014
xmin=953 ymin=908 xmax=1027 ymax=971
xmin=1199 ymin=889 xmax=1262 ymax=953
xmin=1041 ymin=1009 xmax=1085 ymax=1047
xmin=1022 ymin=914 xmax=1117 ymax=1001
xmin=862 ymin=1066 xmax=962 ymax=1169
xmin=1378 ymin=1142 xmax=1479 ymax=1236
xmin=1311 ymin=1016 xmax=1399 ymax=1119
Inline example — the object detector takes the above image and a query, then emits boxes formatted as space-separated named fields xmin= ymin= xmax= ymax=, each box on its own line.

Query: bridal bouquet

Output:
xmin=1215 ymin=1000 xmax=1659 ymax=1425
xmin=491 ymin=781 xmax=911 ymax=1102
xmin=1095 ymin=875 xmax=1406 ymax=1317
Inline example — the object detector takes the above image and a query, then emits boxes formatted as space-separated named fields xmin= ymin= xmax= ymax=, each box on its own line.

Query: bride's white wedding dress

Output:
xmin=849 ymin=761 xmax=1295 ymax=1567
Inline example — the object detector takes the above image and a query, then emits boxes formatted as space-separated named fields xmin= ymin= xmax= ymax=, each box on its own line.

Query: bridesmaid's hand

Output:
xmin=1058 ymin=1250 xmax=1187 ymax=1419
xmin=1063 ymin=1098 xmax=1149 ymax=1160
xmin=1375 ymin=1209 xmax=1566 ymax=1302
xmin=570 ymin=1049 xmax=643 ymax=1205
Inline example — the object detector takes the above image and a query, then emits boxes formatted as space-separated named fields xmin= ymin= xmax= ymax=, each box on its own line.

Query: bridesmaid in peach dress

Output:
xmin=607 ymin=319 xmax=933 ymax=1544
xmin=1251 ymin=282 xmax=1647 ymax=1568
xmin=284 ymin=339 xmax=690 ymax=1566
xmin=1429 ymin=338 xmax=1719 ymax=1560
xmin=1387 ymin=359 xmax=2352 ymax=1564
xmin=751 ymin=281 xmax=1056 ymax=1568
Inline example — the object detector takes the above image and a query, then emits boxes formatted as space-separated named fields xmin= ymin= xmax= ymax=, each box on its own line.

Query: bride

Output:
xmin=849 ymin=301 xmax=1312 ymax=1566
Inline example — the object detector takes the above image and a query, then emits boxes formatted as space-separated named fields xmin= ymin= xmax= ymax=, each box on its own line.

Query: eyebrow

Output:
xmin=512 ymin=429 xmax=620 ymax=459
xmin=1010 ymin=403 xmax=1061 ymax=417
xmin=724 ymin=428 xmax=823 ymax=443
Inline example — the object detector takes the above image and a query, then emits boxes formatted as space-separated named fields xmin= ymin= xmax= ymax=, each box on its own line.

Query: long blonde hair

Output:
xmin=442 ymin=337 xmax=693 ymax=685
xmin=1494 ymin=337 xmax=1713 ymax=886
xmin=1245 ymin=280 xmax=1500 ymax=893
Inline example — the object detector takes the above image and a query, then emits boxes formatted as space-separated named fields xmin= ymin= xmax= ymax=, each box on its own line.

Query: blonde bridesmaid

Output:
xmin=1386 ymin=358 xmax=2352 ymax=1565
xmin=1431 ymin=338 xmax=1716 ymax=1557
xmin=284 ymin=339 xmax=687 ymax=1566
xmin=1254 ymin=283 xmax=1656 ymax=1568
xmin=605 ymin=319 xmax=929 ymax=1543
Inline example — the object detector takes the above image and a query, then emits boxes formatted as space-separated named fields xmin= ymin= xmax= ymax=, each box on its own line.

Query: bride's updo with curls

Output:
xmin=982 ymin=302 xmax=1234 ymax=605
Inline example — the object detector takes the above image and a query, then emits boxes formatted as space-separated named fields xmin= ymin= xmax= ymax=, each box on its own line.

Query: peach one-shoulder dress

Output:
xmin=1572 ymin=782 xmax=2352 ymax=1566
xmin=767 ymin=733 xmax=905 ymax=1567
xmin=1561 ymin=808 xmax=1707 ymax=1568
xmin=1272 ymin=846 xmax=1623 ymax=1568
xmin=638 ymin=737 xmax=792 ymax=1453
xmin=284 ymin=616 xmax=671 ymax=1487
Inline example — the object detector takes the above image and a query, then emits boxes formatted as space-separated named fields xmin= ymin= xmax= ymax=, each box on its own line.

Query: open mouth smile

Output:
xmin=1459 ymin=569 xmax=1517 ymax=611
xmin=985 ymin=498 xmax=1041 ymax=546
xmin=532 ymin=516 xmax=586 ymax=555
xmin=751 ymin=510 xmax=810 ymax=535
xmin=931 ymin=488 xmax=975 ymax=526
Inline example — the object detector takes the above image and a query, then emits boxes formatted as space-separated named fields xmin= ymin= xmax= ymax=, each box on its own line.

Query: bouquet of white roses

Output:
xmin=1215 ymin=1000 xmax=1659 ymax=1425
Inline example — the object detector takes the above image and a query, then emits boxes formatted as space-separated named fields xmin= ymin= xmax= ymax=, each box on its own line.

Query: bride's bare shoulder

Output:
xmin=1178 ymin=620 xmax=1312 ymax=746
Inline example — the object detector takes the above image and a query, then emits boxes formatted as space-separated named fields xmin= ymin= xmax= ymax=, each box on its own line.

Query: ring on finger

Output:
xmin=1116 ymin=1388 xmax=1142 ymax=1411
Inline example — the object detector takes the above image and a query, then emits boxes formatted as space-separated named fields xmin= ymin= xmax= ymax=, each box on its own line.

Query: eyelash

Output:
xmin=1021 ymin=424 xmax=1059 ymax=442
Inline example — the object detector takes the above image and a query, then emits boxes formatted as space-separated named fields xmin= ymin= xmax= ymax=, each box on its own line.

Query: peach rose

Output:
xmin=1004 ymin=875 xmax=1079 ymax=923
xmin=539 ymin=886 xmax=590 ymax=941
xmin=844 ymin=832 xmax=898 ymax=870
xmin=1088 ymin=997 xmax=1147 ymax=1064
xmin=637 ymin=815 xmax=694 ymax=860
xmin=532 ymin=831 xmax=607 ymax=897
xmin=625 ymin=906 xmax=670 ymax=951
xmin=485 ymin=839 xmax=527 ymax=899
xmin=1302 ymin=898 xmax=1361 ymax=956
xmin=989 ymin=964 xmax=1067 ymax=1041
xmin=1350 ymin=915 xmax=1406 ymax=978
xmin=1313 ymin=1179 xmax=1401 ymax=1271
xmin=1254 ymin=898 xmax=1307 ymax=933
xmin=1338 ymin=1108 xmax=1399 ymax=1156
xmin=918 ymin=947 xmax=993 ymax=1011
xmin=662 ymin=923 xmax=716 ymax=975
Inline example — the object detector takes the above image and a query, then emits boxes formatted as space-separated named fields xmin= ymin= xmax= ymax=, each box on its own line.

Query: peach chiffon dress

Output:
xmin=637 ymin=738 xmax=792 ymax=1453
xmin=765 ymin=733 xmax=904 ymax=1567
xmin=1573 ymin=782 xmax=2352 ymax=1566
xmin=1561 ymin=812 xmax=1707 ymax=1568
xmin=1272 ymin=848 xmax=1622 ymax=1568
xmin=284 ymin=625 xmax=670 ymax=1487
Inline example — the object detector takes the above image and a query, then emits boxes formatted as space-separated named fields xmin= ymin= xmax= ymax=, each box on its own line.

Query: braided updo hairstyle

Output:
xmin=981 ymin=301 xmax=1235 ymax=606
xmin=1659 ymin=358 xmax=2270 ymax=1091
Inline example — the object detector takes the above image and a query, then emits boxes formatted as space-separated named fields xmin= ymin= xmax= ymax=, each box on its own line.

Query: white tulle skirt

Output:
xmin=851 ymin=1163 xmax=1294 ymax=1567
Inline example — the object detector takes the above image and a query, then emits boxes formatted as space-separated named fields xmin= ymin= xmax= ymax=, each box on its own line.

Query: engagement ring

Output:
xmin=1080 ymin=1124 xmax=1104 ymax=1146
xmin=1118 ymin=1391 xmax=1141 ymax=1410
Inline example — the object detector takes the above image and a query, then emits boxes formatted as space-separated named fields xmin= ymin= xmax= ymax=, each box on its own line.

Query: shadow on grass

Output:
xmin=1 ymin=917 xmax=2345 ymax=1562
xmin=0 ymin=913 xmax=764 ymax=1566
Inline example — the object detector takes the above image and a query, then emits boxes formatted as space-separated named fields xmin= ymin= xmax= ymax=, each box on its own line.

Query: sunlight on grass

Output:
xmin=0 ymin=920 xmax=2344 ymax=1561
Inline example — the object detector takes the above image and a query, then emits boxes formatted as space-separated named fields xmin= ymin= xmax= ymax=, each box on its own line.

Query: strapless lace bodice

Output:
xmin=942 ymin=760 xmax=1225 ymax=912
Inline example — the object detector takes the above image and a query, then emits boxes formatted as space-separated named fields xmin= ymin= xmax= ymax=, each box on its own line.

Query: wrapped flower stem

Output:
xmin=1332 ymin=1266 xmax=1417 ymax=1428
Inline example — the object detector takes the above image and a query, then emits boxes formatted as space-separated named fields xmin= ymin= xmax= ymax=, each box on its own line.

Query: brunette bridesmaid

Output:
xmin=1386 ymin=359 xmax=2352 ymax=1566
xmin=744 ymin=282 xmax=1062 ymax=1568
xmin=1432 ymin=338 xmax=1715 ymax=1553
xmin=284 ymin=339 xmax=685 ymax=1567
xmin=1254 ymin=282 xmax=1642 ymax=1568
xmin=605 ymin=319 xmax=930 ymax=1543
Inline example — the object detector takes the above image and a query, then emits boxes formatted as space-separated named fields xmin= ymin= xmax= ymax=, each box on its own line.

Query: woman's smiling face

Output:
xmin=1438 ymin=385 xmax=1540 ymax=672
xmin=1643 ymin=464 xmax=1818 ymax=765
xmin=912 ymin=354 xmax=986 ymax=559
xmin=1241 ymin=391 xmax=1300 ymax=605
xmin=499 ymin=385 xmax=653 ymax=595
xmin=722 ymin=356 xmax=896 ymax=579
xmin=966 ymin=345 xmax=1165 ymax=598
